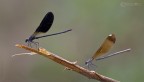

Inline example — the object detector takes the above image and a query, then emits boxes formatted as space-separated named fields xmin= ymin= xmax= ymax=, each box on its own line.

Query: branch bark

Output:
xmin=15 ymin=44 xmax=120 ymax=82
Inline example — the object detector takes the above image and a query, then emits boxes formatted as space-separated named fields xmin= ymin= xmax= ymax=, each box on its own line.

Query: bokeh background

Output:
xmin=0 ymin=0 xmax=144 ymax=82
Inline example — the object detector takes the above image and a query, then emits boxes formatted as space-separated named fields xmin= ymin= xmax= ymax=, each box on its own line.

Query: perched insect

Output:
xmin=85 ymin=34 xmax=131 ymax=67
xmin=25 ymin=12 xmax=72 ymax=48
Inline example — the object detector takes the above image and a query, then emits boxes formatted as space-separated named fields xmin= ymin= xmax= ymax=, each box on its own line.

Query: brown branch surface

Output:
xmin=15 ymin=44 xmax=120 ymax=82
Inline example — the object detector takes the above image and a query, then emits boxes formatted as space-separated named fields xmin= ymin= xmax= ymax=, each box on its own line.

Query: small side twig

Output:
xmin=15 ymin=44 xmax=120 ymax=82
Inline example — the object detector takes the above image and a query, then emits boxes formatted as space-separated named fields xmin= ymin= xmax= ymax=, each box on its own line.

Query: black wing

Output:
xmin=35 ymin=12 xmax=54 ymax=33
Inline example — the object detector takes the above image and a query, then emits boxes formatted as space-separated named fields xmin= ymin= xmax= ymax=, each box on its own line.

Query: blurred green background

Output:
xmin=0 ymin=0 xmax=144 ymax=82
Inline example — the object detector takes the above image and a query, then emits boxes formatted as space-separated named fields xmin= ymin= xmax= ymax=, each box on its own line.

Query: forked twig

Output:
xmin=15 ymin=44 xmax=120 ymax=82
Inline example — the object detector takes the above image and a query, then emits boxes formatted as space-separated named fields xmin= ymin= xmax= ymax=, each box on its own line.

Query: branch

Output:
xmin=15 ymin=44 xmax=120 ymax=82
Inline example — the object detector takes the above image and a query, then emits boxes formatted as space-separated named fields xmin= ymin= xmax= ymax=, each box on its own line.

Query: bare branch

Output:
xmin=15 ymin=44 xmax=120 ymax=82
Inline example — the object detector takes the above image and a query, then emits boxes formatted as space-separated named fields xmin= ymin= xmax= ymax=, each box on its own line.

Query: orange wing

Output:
xmin=92 ymin=34 xmax=116 ymax=60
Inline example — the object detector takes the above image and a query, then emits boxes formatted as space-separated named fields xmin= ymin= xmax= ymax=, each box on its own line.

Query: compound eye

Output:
xmin=85 ymin=61 xmax=88 ymax=65
xmin=25 ymin=39 xmax=28 ymax=42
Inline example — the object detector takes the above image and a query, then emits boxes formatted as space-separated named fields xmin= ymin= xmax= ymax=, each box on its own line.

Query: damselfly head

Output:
xmin=25 ymin=35 xmax=35 ymax=43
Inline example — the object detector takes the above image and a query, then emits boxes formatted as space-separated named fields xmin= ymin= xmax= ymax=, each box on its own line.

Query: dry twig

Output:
xmin=15 ymin=44 xmax=120 ymax=82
